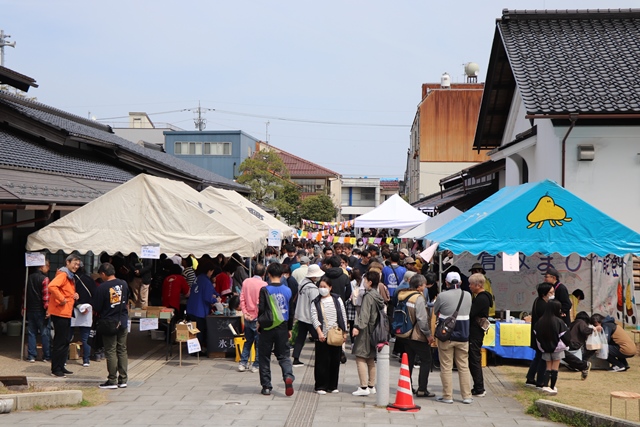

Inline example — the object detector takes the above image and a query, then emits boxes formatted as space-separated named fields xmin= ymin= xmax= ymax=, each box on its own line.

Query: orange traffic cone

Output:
xmin=387 ymin=353 xmax=421 ymax=412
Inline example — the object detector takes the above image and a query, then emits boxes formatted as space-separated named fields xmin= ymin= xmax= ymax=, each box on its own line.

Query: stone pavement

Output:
xmin=0 ymin=339 xmax=566 ymax=426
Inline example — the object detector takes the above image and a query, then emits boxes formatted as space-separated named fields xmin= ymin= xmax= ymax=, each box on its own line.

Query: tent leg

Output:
xmin=20 ymin=267 xmax=28 ymax=362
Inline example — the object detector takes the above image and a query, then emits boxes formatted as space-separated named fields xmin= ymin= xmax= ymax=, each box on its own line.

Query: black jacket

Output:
xmin=469 ymin=291 xmax=492 ymax=340
xmin=74 ymin=273 xmax=97 ymax=306
xmin=529 ymin=297 xmax=547 ymax=351
xmin=323 ymin=267 xmax=351 ymax=302
xmin=553 ymin=282 xmax=572 ymax=326
xmin=26 ymin=270 xmax=48 ymax=313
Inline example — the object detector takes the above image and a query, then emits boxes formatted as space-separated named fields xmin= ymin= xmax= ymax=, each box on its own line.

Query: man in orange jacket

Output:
xmin=48 ymin=254 xmax=81 ymax=377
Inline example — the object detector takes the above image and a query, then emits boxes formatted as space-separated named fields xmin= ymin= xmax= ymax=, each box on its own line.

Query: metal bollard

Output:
xmin=0 ymin=399 xmax=14 ymax=414
xmin=376 ymin=344 xmax=390 ymax=407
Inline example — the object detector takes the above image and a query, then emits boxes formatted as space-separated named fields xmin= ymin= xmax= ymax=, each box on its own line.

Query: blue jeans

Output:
xmin=240 ymin=319 xmax=259 ymax=368
xmin=70 ymin=327 xmax=92 ymax=364
xmin=27 ymin=311 xmax=51 ymax=360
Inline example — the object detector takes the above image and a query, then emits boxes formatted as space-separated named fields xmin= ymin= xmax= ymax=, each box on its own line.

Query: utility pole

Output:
xmin=0 ymin=30 xmax=16 ymax=67
xmin=194 ymin=101 xmax=206 ymax=131
xmin=265 ymin=121 xmax=270 ymax=144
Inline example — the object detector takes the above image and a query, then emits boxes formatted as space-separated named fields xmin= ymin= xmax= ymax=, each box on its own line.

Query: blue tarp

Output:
xmin=425 ymin=180 xmax=640 ymax=257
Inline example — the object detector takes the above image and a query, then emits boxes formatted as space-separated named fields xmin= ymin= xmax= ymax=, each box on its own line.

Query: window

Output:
xmin=174 ymin=141 xmax=231 ymax=156
xmin=361 ymin=187 xmax=375 ymax=201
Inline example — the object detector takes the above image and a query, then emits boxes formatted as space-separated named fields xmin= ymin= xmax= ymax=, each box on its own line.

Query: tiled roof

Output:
xmin=499 ymin=9 xmax=640 ymax=114
xmin=380 ymin=180 xmax=399 ymax=190
xmin=0 ymin=91 xmax=248 ymax=192
xmin=0 ymin=129 xmax=135 ymax=182
xmin=259 ymin=144 xmax=340 ymax=177
xmin=0 ymin=66 xmax=38 ymax=91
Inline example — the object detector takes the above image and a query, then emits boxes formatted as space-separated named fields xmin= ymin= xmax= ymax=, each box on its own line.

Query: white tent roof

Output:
xmin=354 ymin=194 xmax=429 ymax=229
xmin=200 ymin=186 xmax=294 ymax=238
xmin=26 ymin=174 xmax=265 ymax=257
xmin=398 ymin=207 xmax=463 ymax=239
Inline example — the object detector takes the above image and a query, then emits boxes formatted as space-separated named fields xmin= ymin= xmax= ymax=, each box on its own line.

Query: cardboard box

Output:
xmin=131 ymin=308 xmax=147 ymax=318
xmin=159 ymin=308 xmax=174 ymax=319
xmin=69 ymin=342 xmax=82 ymax=360
xmin=176 ymin=322 xmax=199 ymax=342
xmin=145 ymin=306 xmax=164 ymax=318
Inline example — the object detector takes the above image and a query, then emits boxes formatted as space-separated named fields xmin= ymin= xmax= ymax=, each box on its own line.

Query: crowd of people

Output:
xmin=23 ymin=236 xmax=636 ymax=401
xmin=526 ymin=267 xmax=636 ymax=395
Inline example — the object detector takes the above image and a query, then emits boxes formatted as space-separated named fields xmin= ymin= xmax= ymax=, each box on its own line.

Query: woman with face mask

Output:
xmin=524 ymin=282 xmax=555 ymax=388
xmin=310 ymin=277 xmax=348 ymax=394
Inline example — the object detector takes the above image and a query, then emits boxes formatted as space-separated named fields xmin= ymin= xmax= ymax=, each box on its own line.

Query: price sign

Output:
xmin=141 ymin=244 xmax=161 ymax=259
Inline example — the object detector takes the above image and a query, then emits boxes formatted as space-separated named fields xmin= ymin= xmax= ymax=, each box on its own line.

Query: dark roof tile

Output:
xmin=499 ymin=9 xmax=640 ymax=114
xmin=0 ymin=92 xmax=248 ymax=191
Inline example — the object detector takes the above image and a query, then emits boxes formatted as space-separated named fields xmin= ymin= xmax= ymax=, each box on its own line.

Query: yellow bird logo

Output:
xmin=526 ymin=195 xmax=572 ymax=229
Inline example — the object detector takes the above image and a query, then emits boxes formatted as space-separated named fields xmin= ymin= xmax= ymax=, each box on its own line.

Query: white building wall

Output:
xmin=563 ymin=126 xmax=640 ymax=232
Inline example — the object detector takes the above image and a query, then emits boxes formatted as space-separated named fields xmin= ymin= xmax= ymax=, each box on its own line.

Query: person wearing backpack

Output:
xmin=395 ymin=274 xmax=435 ymax=398
xmin=351 ymin=270 xmax=385 ymax=396
xmin=257 ymin=262 xmax=295 ymax=397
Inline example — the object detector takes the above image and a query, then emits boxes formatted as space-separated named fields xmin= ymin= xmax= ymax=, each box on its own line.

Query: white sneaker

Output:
xmin=250 ymin=366 xmax=259 ymax=373
xmin=541 ymin=386 xmax=557 ymax=395
xmin=369 ymin=386 xmax=376 ymax=394
xmin=331 ymin=389 xmax=340 ymax=394
xmin=316 ymin=390 xmax=327 ymax=395
xmin=352 ymin=387 xmax=370 ymax=396
xmin=237 ymin=364 xmax=246 ymax=372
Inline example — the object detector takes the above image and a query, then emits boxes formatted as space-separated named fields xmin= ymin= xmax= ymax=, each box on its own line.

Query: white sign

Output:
xmin=140 ymin=317 xmax=159 ymax=331
xmin=268 ymin=229 xmax=282 ymax=247
xmin=25 ymin=252 xmax=46 ymax=267
xmin=420 ymin=242 xmax=439 ymax=263
xmin=186 ymin=337 xmax=202 ymax=354
xmin=502 ymin=252 xmax=520 ymax=272
xmin=141 ymin=244 xmax=161 ymax=259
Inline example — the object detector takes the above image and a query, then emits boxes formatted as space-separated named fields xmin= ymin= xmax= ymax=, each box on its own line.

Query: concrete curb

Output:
xmin=536 ymin=399 xmax=640 ymax=427
xmin=1 ymin=390 xmax=83 ymax=411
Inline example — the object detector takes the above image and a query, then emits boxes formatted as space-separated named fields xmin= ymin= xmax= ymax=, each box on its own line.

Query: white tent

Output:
xmin=26 ymin=174 xmax=265 ymax=257
xmin=200 ymin=186 xmax=294 ymax=238
xmin=354 ymin=194 xmax=429 ymax=229
xmin=398 ymin=207 xmax=463 ymax=239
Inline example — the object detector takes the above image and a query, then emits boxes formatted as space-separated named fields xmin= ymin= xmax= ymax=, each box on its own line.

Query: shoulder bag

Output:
xmin=320 ymin=297 xmax=344 ymax=346
xmin=434 ymin=290 xmax=465 ymax=342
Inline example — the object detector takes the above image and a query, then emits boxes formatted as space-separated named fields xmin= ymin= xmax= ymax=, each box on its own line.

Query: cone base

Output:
xmin=387 ymin=403 xmax=421 ymax=412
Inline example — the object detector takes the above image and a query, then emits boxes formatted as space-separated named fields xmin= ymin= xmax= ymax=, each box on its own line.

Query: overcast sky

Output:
xmin=3 ymin=1 xmax=637 ymax=179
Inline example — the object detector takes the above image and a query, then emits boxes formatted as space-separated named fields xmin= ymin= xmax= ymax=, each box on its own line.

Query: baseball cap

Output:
xmin=445 ymin=271 xmax=461 ymax=285
xmin=400 ymin=248 xmax=410 ymax=257
xmin=299 ymin=256 xmax=310 ymax=264
xmin=404 ymin=257 xmax=416 ymax=264
xmin=543 ymin=267 xmax=559 ymax=279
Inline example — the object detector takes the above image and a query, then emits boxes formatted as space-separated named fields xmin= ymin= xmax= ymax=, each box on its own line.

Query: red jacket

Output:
xmin=162 ymin=274 xmax=190 ymax=310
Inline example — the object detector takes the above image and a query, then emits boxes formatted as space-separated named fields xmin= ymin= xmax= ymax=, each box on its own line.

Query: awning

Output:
xmin=26 ymin=174 xmax=265 ymax=257
xmin=398 ymin=207 xmax=463 ymax=239
xmin=355 ymin=194 xmax=429 ymax=229
xmin=426 ymin=180 xmax=640 ymax=256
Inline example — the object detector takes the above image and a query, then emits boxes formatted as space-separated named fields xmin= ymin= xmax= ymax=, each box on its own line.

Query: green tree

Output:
xmin=273 ymin=184 xmax=301 ymax=225
xmin=299 ymin=194 xmax=337 ymax=222
xmin=236 ymin=150 xmax=301 ymax=224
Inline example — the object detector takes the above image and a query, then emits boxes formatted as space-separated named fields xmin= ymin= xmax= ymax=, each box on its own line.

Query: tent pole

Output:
xmin=438 ymin=252 xmax=443 ymax=293
xmin=20 ymin=266 xmax=28 ymax=361
xmin=590 ymin=255 xmax=594 ymax=315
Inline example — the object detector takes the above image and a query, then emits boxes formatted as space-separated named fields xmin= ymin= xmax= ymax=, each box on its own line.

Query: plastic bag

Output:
xmin=595 ymin=329 xmax=609 ymax=359
xmin=596 ymin=342 xmax=609 ymax=360
xmin=586 ymin=330 xmax=602 ymax=350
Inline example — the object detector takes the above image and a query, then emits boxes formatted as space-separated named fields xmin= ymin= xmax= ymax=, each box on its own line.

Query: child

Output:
xmin=533 ymin=300 xmax=570 ymax=394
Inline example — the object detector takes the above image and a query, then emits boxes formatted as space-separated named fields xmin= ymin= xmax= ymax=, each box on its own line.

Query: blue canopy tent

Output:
xmin=425 ymin=180 xmax=640 ymax=257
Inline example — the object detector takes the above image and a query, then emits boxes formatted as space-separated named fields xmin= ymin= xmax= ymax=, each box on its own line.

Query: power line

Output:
xmin=96 ymin=106 xmax=409 ymax=128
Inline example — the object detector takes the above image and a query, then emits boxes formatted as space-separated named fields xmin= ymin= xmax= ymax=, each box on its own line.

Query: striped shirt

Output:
xmin=311 ymin=296 xmax=347 ymax=335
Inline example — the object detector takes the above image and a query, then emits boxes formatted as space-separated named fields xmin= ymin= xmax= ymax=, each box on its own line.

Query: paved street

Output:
xmin=0 ymin=336 xmax=565 ymax=427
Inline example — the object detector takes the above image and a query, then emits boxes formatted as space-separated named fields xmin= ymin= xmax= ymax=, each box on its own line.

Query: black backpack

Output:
xmin=370 ymin=303 xmax=390 ymax=351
